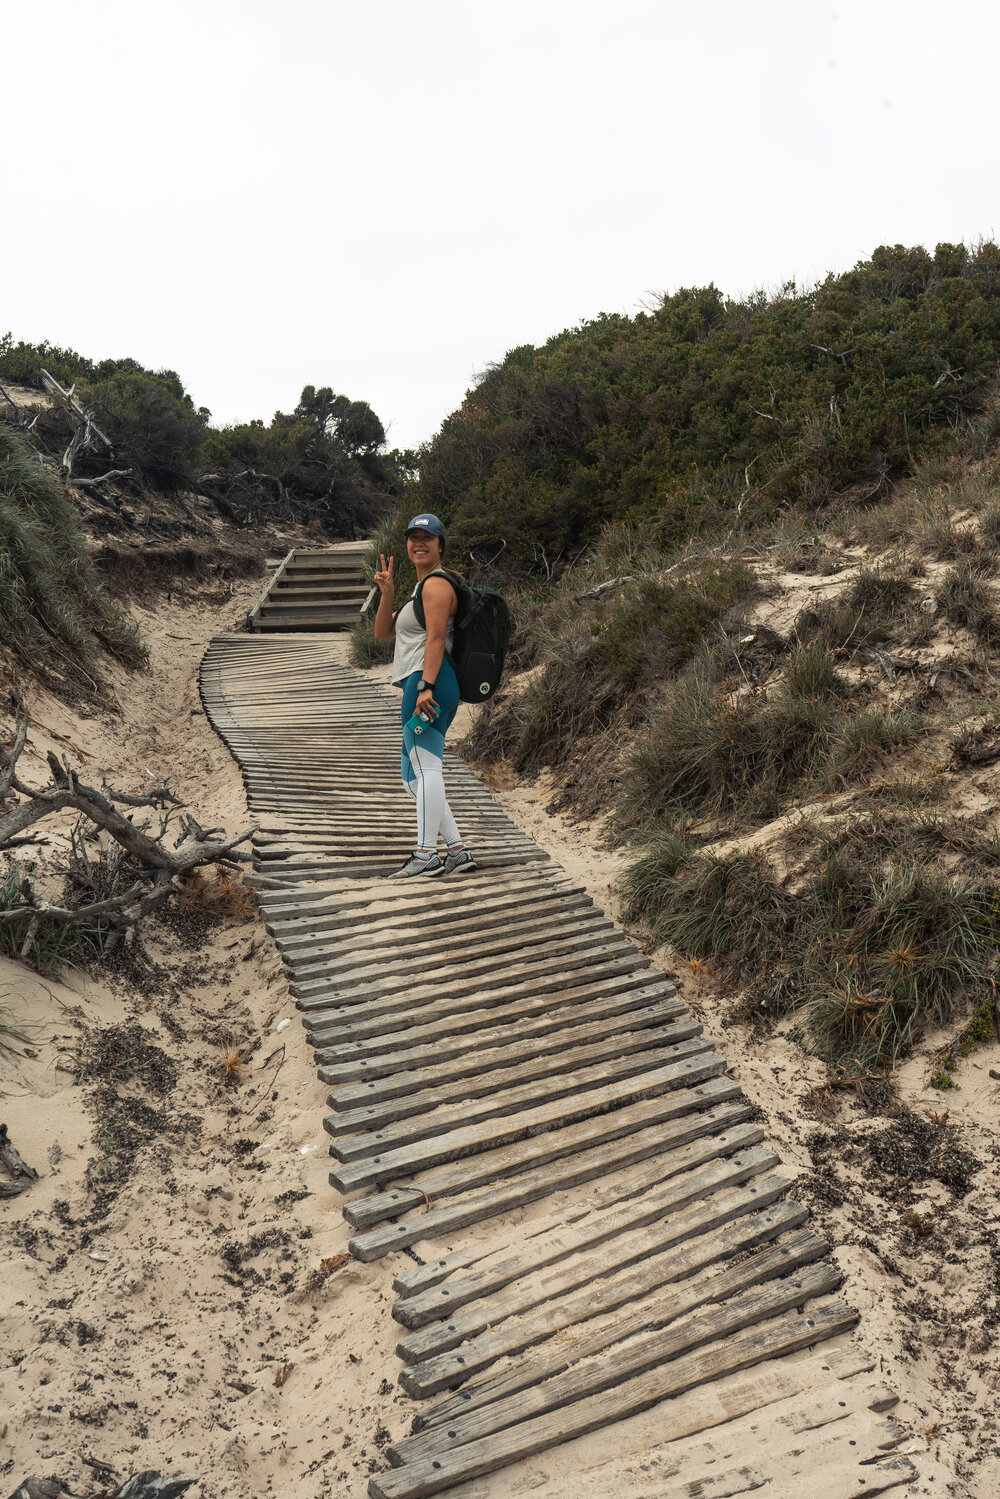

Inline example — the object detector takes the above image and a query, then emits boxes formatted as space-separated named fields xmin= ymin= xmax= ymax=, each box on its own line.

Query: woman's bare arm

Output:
xmin=419 ymin=576 xmax=456 ymax=685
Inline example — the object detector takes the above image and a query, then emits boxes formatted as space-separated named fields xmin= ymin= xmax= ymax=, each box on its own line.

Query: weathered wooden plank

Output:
xmin=294 ymin=929 xmax=638 ymax=1005
xmin=764 ymin=1457 xmax=919 ymax=1497
xmin=293 ymin=913 xmax=617 ymax=986
xmin=310 ymin=973 xmax=672 ymax=1069
xmin=351 ymin=1109 xmax=758 ymax=1261
xmin=389 ymin=1261 xmax=843 ymax=1465
xmin=391 ymin=1114 xmax=762 ymax=1297
xmin=282 ymin=892 xmax=594 ymax=961
xmin=325 ymin=1015 xmax=702 ymax=1125
xmin=393 ymin=1163 xmax=790 ymax=1356
xmin=654 ymin=1468 xmax=768 ymax=1498
xmin=265 ymin=872 xmax=579 ymax=931
xmin=328 ymin=1037 xmax=715 ymax=1161
xmin=331 ymin=1051 xmax=727 ymax=1194
xmin=343 ymin=1074 xmax=743 ymax=1230
xmin=304 ymin=953 xmax=651 ymax=1040
xmin=367 ymin=1300 xmax=858 ymax=1498
xmin=404 ymin=1220 xmax=823 ymax=1404
xmin=583 ymin=1377 xmax=901 ymax=1495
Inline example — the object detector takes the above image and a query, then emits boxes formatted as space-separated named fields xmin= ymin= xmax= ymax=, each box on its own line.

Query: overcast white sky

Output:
xmin=5 ymin=0 xmax=999 ymax=450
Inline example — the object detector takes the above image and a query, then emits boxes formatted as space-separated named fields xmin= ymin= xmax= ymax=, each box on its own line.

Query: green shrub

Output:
xmin=413 ymin=241 xmax=1000 ymax=577
xmin=0 ymin=426 xmax=146 ymax=688
xmin=202 ymin=386 xmax=406 ymax=531
xmin=0 ymin=333 xmax=95 ymax=389
xmin=590 ymin=561 xmax=758 ymax=685
xmin=616 ymin=644 xmax=847 ymax=835
xmin=85 ymin=368 xmax=208 ymax=489
xmin=621 ymin=847 xmax=791 ymax=969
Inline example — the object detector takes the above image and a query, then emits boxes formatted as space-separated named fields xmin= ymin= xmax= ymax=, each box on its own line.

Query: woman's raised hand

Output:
xmin=374 ymin=554 xmax=395 ymax=595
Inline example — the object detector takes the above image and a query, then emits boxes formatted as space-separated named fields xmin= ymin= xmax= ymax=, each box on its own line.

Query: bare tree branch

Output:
xmin=0 ymin=714 xmax=29 ymax=799
xmin=39 ymin=368 xmax=115 ymax=482
xmin=69 ymin=469 xmax=132 ymax=489
xmin=0 ymin=726 xmax=258 ymax=956
xmin=576 ymin=561 xmax=686 ymax=601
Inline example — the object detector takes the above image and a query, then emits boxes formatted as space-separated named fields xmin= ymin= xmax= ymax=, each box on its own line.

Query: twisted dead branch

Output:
xmin=0 ymin=716 xmax=258 ymax=954
xmin=38 ymin=369 xmax=116 ymax=483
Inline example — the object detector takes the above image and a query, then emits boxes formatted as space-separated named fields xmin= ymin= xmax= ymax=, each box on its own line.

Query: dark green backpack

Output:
xmin=413 ymin=569 xmax=512 ymax=702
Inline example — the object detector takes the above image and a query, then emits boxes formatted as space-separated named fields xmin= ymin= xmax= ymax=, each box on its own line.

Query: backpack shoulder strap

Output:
xmin=413 ymin=569 xmax=463 ymax=628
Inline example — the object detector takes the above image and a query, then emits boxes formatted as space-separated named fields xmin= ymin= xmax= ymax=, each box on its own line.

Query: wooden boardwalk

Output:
xmin=200 ymin=630 xmax=923 ymax=1499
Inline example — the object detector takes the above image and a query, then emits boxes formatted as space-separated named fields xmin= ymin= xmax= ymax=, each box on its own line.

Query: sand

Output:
xmin=1 ymin=580 xmax=998 ymax=1497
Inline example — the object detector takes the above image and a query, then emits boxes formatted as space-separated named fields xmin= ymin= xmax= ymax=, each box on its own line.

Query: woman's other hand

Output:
xmin=416 ymin=689 xmax=440 ymax=721
xmin=375 ymin=554 xmax=395 ymax=595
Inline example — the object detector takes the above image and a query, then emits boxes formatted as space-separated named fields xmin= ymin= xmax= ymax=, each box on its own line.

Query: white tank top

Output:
xmin=391 ymin=571 xmax=455 ymax=685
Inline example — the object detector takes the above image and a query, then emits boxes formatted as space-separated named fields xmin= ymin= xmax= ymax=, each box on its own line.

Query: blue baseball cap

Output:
xmin=405 ymin=513 xmax=446 ymax=540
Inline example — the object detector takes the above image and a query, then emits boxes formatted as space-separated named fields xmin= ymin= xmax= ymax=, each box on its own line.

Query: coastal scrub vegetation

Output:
xmin=620 ymin=812 xmax=999 ymax=1071
xmin=412 ymin=241 xmax=1000 ymax=1080
xmin=0 ymin=425 xmax=146 ymax=690
xmin=400 ymin=240 xmax=1000 ymax=577
xmin=0 ymin=338 xmax=408 ymax=534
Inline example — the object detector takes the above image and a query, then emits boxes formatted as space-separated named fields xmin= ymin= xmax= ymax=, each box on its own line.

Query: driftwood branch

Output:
xmin=0 ymin=718 xmax=257 ymax=956
xmin=0 ymin=713 xmax=28 ymax=799
xmin=0 ymin=1122 xmax=39 ymax=1198
xmin=69 ymin=469 xmax=132 ymax=489
xmin=0 ymin=381 xmax=22 ymax=416
xmin=576 ymin=561 xmax=685 ymax=602
xmin=853 ymin=644 xmax=919 ymax=687
xmin=6 ymin=1474 xmax=198 ymax=1499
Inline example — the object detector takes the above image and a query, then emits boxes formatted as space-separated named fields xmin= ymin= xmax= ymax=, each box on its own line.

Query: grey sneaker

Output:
xmin=390 ymin=853 xmax=446 ymax=879
xmin=444 ymin=848 xmax=478 ymax=875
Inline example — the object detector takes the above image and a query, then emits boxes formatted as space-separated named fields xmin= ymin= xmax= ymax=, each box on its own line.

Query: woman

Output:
xmin=373 ymin=513 xmax=477 ymax=878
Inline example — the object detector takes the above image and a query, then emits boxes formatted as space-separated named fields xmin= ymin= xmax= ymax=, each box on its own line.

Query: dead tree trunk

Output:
xmin=38 ymin=369 xmax=120 ymax=484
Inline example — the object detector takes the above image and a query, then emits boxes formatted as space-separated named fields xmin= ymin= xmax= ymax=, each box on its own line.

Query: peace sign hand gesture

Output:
xmin=374 ymin=554 xmax=395 ymax=596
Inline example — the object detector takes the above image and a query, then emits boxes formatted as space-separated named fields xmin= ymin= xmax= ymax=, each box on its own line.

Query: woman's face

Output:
xmin=407 ymin=529 xmax=443 ymax=567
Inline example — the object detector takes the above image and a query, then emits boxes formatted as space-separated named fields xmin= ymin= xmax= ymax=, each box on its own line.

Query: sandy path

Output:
xmin=2 ymin=597 xmax=999 ymax=1497
xmin=1 ymin=588 xmax=410 ymax=1498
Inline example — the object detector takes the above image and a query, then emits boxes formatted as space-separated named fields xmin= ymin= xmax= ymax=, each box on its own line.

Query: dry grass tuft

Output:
xmin=178 ymin=870 xmax=257 ymax=921
xmin=216 ymin=1042 xmax=247 ymax=1087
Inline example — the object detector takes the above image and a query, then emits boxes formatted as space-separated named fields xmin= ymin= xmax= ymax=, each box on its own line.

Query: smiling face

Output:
xmin=406 ymin=528 xmax=444 ymax=571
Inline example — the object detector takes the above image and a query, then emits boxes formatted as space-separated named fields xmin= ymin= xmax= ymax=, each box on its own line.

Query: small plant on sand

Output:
xmin=834 ymin=706 xmax=926 ymax=777
xmin=0 ymin=858 xmax=88 ymax=974
xmin=0 ymin=985 xmax=28 ymax=1056
xmin=349 ymin=615 xmax=393 ymax=668
xmin=936 ymin=563 xmax=1000 ymax=645
xmin=216 ymin=1042 xmax=246 ymax=1087
xmin=845 ymin=565 xmax=917 ymax=616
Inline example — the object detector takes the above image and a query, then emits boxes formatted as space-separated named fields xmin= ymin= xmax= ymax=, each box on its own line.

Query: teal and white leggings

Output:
xmin=400 ymin=661 xmax=462 ymax=852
